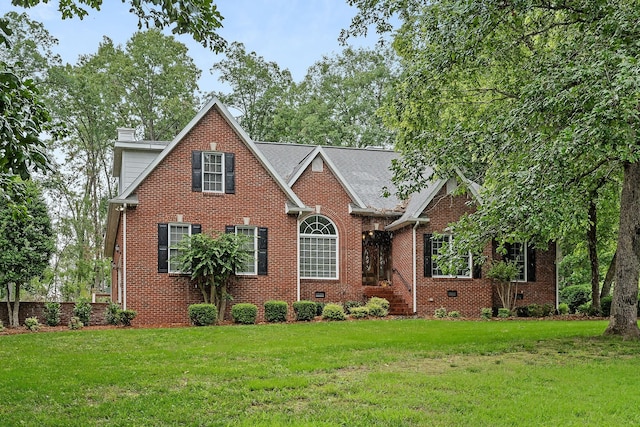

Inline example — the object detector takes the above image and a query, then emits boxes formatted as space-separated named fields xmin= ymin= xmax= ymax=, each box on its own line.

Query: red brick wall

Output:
xmin=293 ymin=159 xmax=365 ymax=304
xmin=0 ymin=302 xmax=109 ymax=327
xmin=390 ymin=226 xmax=414 ymax=310
xmin=119 ymin=106 xmax=299 ymax=324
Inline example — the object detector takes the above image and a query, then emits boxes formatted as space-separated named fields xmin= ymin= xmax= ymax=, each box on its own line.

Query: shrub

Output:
xmin=44 ymin=302 xmax=61 ymax=326
xmin=231 ymin=303 xmax=257 ymax=324
xmin=367 ymin=297 xmax=390 ymax=311
xmin=293 ymin=300 xmax=317 ymax=321
xmin=527 ymin=304 xmax=543 ymax=318
xmin=515 ymin=306 xmax=529 ymax=317
xmin=542 ymin=303 xmax=554 ymax=317
xmin=600 ymin=296 xmax=612 ymax=317
xmin=24 ymin=317 xmax=40 ymax=332
xmin=0 ymin=320 xmax=3 ymax=332
xmin=105 ymin=302 xmax=122 ymax=325
xmin=349 ymin=306 xmax=369 ymax=319
xmin=68 ymin=316 xmax=83 ymax=330
xmin=448 ymin=311 xmax=461 ymax=319
xmin=315 ymin=302 xmax=326 ymax=317
xmin=558 ymin=302 xmax=569 ymax=315
xmin=559 ymin=284 xmax=591 ymax=313
xmin=480 ymin=307 xmax=492 ymax=320
xmin=498 ymin=308 xmax=511 ymax=318
xmin=367 ymin=303 xmax=388 ymax=318
xmin=264 ymin=300 xmax=288 ymax=323
xmin=343 ymin=300 xmax=363 ymax=314
xmin=322 ymin=303 xmax=346 ymax=321
xmin=188 ymin=304 xmax=217 ymax=326
xmin=577 ymin=302 xmax=599 ymax=316
xmin=434 ymin=307 xmax=447 ymax=318
xmin=73 ymin=298 xmax=92 ymax=326
xmin=119 ymin=310 xmax=137 ymax=326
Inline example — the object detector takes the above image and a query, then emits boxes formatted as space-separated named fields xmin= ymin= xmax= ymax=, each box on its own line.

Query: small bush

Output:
xmin=293 ymin=300 xmax=317 ymax=321
xmin=498 ymin=308 xmax=511 ymax=318
xmin=434 ymin=307 xmax=447 ymax=318
xmin=577 ymin=302 xmax=599 ymax=316
xmin=44 ymin=302 xmax=61 ymax=326
xmin=349 ymin=306 xmax=369 ymax=319
xmin=0 ymin=320 xmax=3 ymax=332
xmin=315 ymin=302 xmax=326 ymax=317
xmin=24 ymin=317 xmax=40 ymax=332
xmin=232 ymin=303 xmax=257 ymax=324
xmin=264 ymin=300 xmax=288 ymax=323
xmin=367 ymin=303 xmax=388 ymax=318
xmin=367 ymin=297 xmax=390 ymax=311
xmin=527 ymin=304 xmax=543 ymax=318
xmin=515 ymin=306 xmax=529 ymax=317
xmin=542 ymin=303 xmax=554 ymax=317
xmin=559 ymin=284 xmax=591 ymax=313
xmin=558 ymin=302 xmax=569 ymax=315
xmin=480 ymin=307 xmax=492 ymax=320
xmin=119 ymin=310 xmax=137 ymax=326
xmin=188 ymin=304 xmax=217 ymax=326
xmin=343 ymin=300 xmax=363 ymax=314
xmin=322 ymin=303 xmax=346 ymax=321
xmin=68 ymin=316 xmax=83 ymax=330
xmin=73 ymin=298 xmax=92 ymax=326
xmin=105 ymin=302 xmax=122 ymax=325
xmin=448 ymin=311 xmax=461 ymax=319
xmin=600 ymin=296 xmax=612 ymax=317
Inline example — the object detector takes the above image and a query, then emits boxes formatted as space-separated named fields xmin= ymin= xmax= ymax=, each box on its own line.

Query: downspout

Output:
xmin=296 ymin=212 xmax=301 ymax=301
xmin=412 ymin=222 xmax=418 ymax=314
xmin=122 ymin=204 xmax=128 ymax=310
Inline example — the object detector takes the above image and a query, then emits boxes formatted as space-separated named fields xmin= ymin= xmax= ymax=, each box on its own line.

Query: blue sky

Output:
xmin=1 ymin=1 xmax=378 ymax=93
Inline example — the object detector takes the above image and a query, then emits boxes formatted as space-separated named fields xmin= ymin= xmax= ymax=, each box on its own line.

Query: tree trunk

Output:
xmin=604 ymin=162 xmax=640 ymax=339
xmin=218 ymin=283 xmax=228 ymax=322
xmin=587 ymin=200 xmax=600 ymax=312
xmin=6 ymin=283 xmax=20 ymax=328
xmin=600 ymin=251 xmax=616 ymax=299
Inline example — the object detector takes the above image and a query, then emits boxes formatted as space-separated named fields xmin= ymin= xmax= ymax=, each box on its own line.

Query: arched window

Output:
xmin=299 ymin=215 xmax=338 ymax=279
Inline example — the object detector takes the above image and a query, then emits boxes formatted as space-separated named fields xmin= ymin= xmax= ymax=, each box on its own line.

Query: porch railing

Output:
xmin=392 ymin=268 xmax=412 ymax=294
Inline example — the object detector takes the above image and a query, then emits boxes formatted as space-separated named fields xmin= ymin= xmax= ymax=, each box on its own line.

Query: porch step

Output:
xmin=363 ymin=286 xmax=412 ymax=316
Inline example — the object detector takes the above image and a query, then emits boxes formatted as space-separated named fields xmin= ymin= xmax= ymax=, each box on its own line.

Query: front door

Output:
xmin=362 ymin=230 xmax=392 ymax=285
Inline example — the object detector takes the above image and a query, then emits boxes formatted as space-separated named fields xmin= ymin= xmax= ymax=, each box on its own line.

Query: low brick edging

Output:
xmin=0 ymin=302 xmax=109 ymax=327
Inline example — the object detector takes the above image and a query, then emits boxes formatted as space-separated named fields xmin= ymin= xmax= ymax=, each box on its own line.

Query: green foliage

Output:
xmin=119 ymin=310 xmax=137 ymax=327
xmin=343 ymin=300 xmax=363 ymax=314
xmin=322 ymin=303 xmax=346 ymax=321
xmin=105 ymin=302 xmax=121 ymax=325
xmin=315 ymin=302 xmax=326 ymax=317
xmin=497 ymin=308 xmax=511 ymax=319
xmin=68 ymin=316 xmax=83 ymax=330
xmin=558 ymin=303 xmax=569 ymax=315
xmin=349 ymin=306 xmax=369 ymax=319
xmin=434 ymin=307 xmax=447 ymax=319
xmin=231 ymin=303 xmax=257 ymax=325
xmin=72 ymin=298 xmax=92 ymax=326
xmin=24 ymin=317 xmax=40 ymax=331
xmin=188 ymin=304 xmax=217 ymax=326
xmin=448 ymin=311 xmax=461 ymax=319
xmin=527 ymin=304 xmax=543 ymax=318
xmin=0 ymin=320 xmax=3 ymax=332
xmin=263 ymin=300 xmax=288 ymax=323
xmin=487 ymin=261 xmax=520 ymax=284
xmin=43 ymin=302 xmax=61 ymax=326
xmin=560 ymin=285 xmax=592 ymax=314
xmin=480 ymin=308 xmax=492 ymax=320
xmin=292 ymin=300 xmax=317 ymax=321
xmin=577 ymin=302 xmax=598 ymax=316
xmin=366 ymin=297 xmax=390 ymax=311
xmin=601 ymin=296 xmax=613 ymax=317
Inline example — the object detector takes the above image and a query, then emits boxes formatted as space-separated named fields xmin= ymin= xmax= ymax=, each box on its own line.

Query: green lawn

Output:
xmin=1 ymin=319 xmax=639 ymax=426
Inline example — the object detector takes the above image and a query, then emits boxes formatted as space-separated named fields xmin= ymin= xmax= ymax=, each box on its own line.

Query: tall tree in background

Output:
xmin=211 ymin=42 xmax=294 ymax=141
xmin=346 ymin=1 xmax=640 ymax=338
xmin=0 ymin=181 xmax=54 ymax=326
xmin=45 ymin=30 xmax=201 ymax=299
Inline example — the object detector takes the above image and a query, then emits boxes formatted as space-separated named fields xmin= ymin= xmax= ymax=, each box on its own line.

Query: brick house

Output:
xmin=105 ymin=98 xmax=557 ymax=325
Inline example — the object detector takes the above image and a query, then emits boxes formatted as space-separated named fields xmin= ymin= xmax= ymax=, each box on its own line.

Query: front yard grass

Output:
xmin=1 ymin=319 xmax=639 ymax=426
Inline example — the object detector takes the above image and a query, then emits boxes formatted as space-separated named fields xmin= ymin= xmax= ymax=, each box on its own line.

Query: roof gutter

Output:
xmin=348 ymin=204 xmax=403 ymax=218
xmin=385 ymin=217 xmax=431 ymax=232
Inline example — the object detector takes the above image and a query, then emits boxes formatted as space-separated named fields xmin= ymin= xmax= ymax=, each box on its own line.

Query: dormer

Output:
xmin=112 ymin=128 xmax=169 ymax=196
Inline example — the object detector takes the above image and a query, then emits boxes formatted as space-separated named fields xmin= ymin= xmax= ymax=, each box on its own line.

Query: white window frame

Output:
xmin=431 ymin=235 xmax=472 ymax=279
xmin=299 ymin=215 xmax=338 ymax=280
xmin=168 ymin=223 xmax=191 ymax=274
xmin=234 ymin=226 xmax=258 ymax=275
xmin=202 ymin=151 xmax=224 ymax=193
xmin=507 ymin=242 xmax=527 ymax=282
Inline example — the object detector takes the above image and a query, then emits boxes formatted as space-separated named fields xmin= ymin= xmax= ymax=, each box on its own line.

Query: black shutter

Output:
xmin=225 ymin=225 xmax=235 ymax=234
xmin=257 ymin=227 xmax=268 ymax=275
xmin=192 ymin=151 xmax=202 ymax=192
xmin=423 ymin=234 xmax=433 ymax=277
xmin=473 ymin=259 xmax=482 ymax=279
xmin=527 ymin=244 xmax=536 ymax=282
xmin=503 ymin=243 xmax=513 ymax=261
xmin=225 ymin=152 xmax=235 ymax=194
xmin=158 ymin=223 xmax=169 ymax=273
xmin=191 ymin=224 xmax=202 ymax=235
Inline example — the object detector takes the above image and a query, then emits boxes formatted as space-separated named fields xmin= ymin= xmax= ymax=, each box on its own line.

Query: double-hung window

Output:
xmin=299 ymin=215 xmax=338 ymax=279
xmin=235 ymin=226 xmax=257 ymax=275
xmin=505 ymin=242 xmax=527 ymax=282
xmin=424 ymin=234 xmax=471 ymax=278
xmin=168 ymin=223 xmax=191 ymax=273
xmin=203 ymin=152 xmax=224 ymax=193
